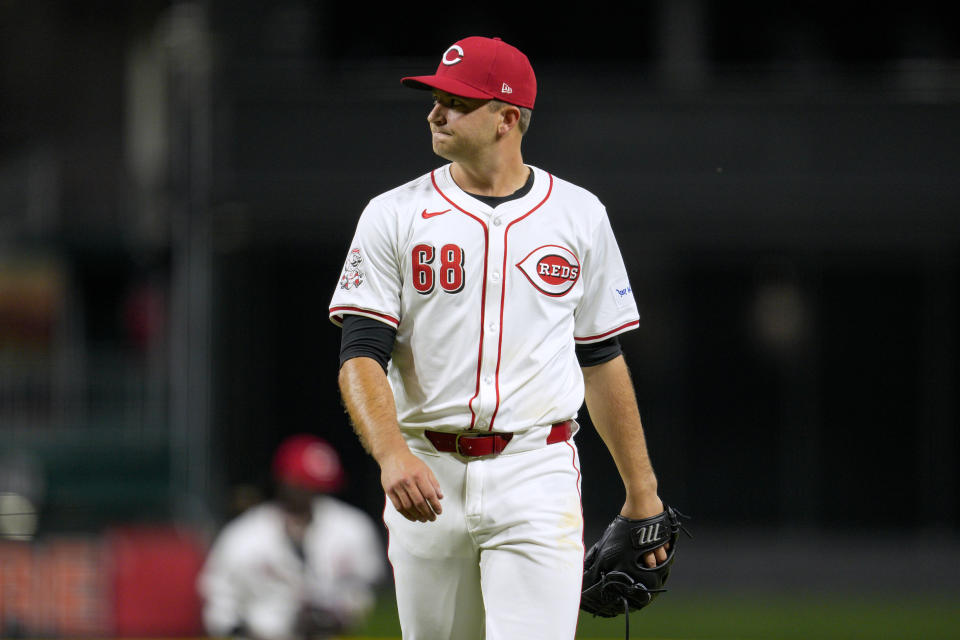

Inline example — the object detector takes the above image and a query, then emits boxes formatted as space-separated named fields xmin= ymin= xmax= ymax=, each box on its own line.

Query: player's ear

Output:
xmin=496 ymin=104 xmax=521 ymax=137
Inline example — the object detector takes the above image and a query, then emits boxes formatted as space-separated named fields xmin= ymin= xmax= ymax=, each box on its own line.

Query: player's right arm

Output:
xmin=338 ymin=356 xmax=443 ymax=523
xmin=332 ymin=196 xmax=443 ymax=522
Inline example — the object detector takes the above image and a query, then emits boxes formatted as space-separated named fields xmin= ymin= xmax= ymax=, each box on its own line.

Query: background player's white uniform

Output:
xmin=198 ymin=496 xmax=385 ymax=640
xmin=330 ymin=163 xmax=639 ymax=639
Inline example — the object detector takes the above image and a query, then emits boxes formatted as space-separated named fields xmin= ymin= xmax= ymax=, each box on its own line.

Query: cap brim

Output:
xmin=401 ymin=74 xmax=495 ymax=100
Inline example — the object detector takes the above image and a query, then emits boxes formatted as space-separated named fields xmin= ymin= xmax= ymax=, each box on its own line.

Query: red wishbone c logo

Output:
xmin=442 ymin=45 xmax=464 ymax=66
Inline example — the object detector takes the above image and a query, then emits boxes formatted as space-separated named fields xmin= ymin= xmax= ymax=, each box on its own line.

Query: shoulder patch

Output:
xmin=339 ymin=248 xmax=366 ymax=290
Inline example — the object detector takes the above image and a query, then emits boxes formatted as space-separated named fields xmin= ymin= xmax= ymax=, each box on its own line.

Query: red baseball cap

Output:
xmin=271 ymin=434 xmax=344 ymax=492
xmin=402 ymin=36 xmax=536 ymax=109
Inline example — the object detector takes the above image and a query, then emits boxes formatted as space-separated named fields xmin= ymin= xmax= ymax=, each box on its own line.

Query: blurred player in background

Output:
xmin=198 ymin=434 xmax=385 ymax=640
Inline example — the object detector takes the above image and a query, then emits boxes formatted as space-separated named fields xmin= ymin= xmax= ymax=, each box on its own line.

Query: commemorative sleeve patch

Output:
xmin=339 ymin=248 xmax=366 ymax=290
xmin=610 ymin=281 xmax=634 ymax=309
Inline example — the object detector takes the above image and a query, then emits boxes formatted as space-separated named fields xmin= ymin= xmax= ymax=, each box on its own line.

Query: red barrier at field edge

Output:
xmin=0 ymin=525 xmax=205 ymax=637
xmin=106 ymin=526 xmax=206 ymax=636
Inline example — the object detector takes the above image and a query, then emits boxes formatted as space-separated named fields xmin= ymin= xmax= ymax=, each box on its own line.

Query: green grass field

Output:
xmin=346 ymin=589 xmax=960 ymax=639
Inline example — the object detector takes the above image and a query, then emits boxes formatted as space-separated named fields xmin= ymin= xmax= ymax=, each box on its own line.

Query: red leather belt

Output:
xmin=424 ymin=420 xmax=573 ymax=457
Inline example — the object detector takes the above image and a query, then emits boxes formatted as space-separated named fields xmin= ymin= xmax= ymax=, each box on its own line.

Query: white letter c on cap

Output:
xmin=442 ymin=45 xmax=464 ymax=66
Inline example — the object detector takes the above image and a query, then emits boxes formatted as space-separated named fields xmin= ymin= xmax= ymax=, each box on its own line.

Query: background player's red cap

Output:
xmin=402 ymin=36 xmax=537 ymax=109
xmin=271 ymin=434 xmax=344 ymax=492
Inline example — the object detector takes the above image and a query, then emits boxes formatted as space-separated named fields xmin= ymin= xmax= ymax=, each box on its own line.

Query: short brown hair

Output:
xmin=489 ymin=99 xmax=532 ymax=135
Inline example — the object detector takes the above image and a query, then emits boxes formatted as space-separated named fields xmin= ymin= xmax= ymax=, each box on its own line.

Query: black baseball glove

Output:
xmin=581 ymin=504 xmax=689 ymax=618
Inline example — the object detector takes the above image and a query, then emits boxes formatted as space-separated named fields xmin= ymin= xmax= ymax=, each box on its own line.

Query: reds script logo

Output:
xmin=516 ymin=245 xmax=581 ymax=297
xmin=339 ymin=248 xmax=365 ymax=290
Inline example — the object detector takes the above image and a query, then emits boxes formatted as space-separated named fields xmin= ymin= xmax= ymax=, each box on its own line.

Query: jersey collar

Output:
xmin=432 ymin=164 xmax=551 ymax=221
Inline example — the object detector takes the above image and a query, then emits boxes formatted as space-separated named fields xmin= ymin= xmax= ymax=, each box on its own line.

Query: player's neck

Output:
xmin=450 ymin=149 xmax=528 ymax=198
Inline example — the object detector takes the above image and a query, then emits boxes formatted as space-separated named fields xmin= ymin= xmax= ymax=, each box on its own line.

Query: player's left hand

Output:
xmin=620 ymin=495 xmax=668 ymax=567
xmin=581 ymin=503 xmax=690 ymax=617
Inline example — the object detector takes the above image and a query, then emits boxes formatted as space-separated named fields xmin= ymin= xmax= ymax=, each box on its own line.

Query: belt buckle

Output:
xmin=454 ymin=431 xmax=476 ymax=457
xmin=455 ymin=431 xmax=513 ymax=457
xmin=455 ymin=431 xmax=496 ymax=458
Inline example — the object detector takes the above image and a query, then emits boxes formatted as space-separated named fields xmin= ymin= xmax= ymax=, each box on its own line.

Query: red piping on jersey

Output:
xmin=430 ymin=169 xmax=489 ymax=429
xmin=488 ymin=172 xmax=554 ymax=431
xmin=330 ymin=306 xmax=400 ymax=327
xmin=574 ymin=319 xmax=640 ymax=342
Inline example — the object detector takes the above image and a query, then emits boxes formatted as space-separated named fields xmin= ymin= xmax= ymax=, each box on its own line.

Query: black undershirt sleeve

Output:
xmin=339 ymin=314 xmax=397 ymax=373
xmin=575 ymin=336 xmax=622 ymax=367
xmin=339 ymin=314 xmax=622 ymax=371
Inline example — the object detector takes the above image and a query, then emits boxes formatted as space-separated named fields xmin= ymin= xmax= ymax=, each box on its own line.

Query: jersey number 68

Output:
xmin=412 ymin=243 xmax=465 ymax=294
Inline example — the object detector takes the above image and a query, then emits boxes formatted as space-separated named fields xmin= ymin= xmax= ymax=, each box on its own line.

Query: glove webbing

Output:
xmin=605 ymin=576 xmax=666 ymax=640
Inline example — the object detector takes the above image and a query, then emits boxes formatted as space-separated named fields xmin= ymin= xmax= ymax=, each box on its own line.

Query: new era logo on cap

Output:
xmin=401 ymin=36 xmax=537 ymax=109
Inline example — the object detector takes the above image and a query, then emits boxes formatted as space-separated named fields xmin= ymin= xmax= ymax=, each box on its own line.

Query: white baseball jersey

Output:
xmin=197 ymin=497 xmax=385 ymax=640
xmin=330 ymin=163 xmax=639 ymax=432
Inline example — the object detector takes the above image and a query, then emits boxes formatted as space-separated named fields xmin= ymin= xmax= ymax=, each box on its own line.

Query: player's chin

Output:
xmin=431 ymin=141 xmax=456 ymax=161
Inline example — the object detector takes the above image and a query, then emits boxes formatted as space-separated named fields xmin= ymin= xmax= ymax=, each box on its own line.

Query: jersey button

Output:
xmin=488 ymin=322 xmax=498 ymax=332
xmin=493 ymin=217 xmax=502 ymax=226
xmin=477 ymin=420 xmax=488 ymax=428
xmin=484 ymin=375 xmax=493 ymax=385
xmin=491 ymin=270 xmax=501 ymax=282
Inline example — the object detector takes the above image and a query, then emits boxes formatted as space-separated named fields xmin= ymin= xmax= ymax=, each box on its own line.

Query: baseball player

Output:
xmin=197 ymin=434 xmax=385 ymax=640
xmin=330 ymin=36 xmax=667 ymax=640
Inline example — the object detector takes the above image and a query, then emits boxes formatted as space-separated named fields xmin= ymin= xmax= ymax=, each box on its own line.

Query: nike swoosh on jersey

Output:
xmin=421 ymin=208 xmax=452 ymax=219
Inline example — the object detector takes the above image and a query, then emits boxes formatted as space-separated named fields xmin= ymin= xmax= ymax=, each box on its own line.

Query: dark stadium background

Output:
xmin=1 ymin=1 xmax=957 ymax=637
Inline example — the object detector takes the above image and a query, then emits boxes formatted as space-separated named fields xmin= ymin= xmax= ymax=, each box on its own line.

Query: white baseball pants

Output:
xmin=385 ymin=431 xmax=585 ymax=640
